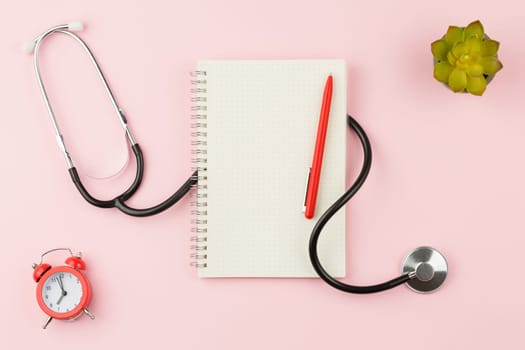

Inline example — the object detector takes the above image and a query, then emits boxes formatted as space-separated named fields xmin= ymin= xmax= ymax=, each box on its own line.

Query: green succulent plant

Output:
xmin=431 ymin=20 xmax=503 ymax=96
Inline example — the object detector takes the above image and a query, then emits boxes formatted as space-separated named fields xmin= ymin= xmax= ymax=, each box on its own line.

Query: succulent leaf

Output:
xmin=452 ymin=42 xmax=469 ymax=58
xmin=480 ymin=57 xmax=503 ymax=75
xmin=445 ymin=26 xmax=464 ymax=45
xmin=466 ymin=76 xmax=487 ymax=96
xmin=465 ymin=36 xmax=482 ymax=54
xmin=448 ymin=68 xmax=468 ymax=92
xmin=464 ymin=20 xmax=484 ymax=39
xmin=434 ymin=62 xmax=454 ymax=83
xmin=447 ymin=51 xmax=457 ymax=65
xmin=431 ymin=40 xmax=449 ymax=61
xmin=466 ymin=63 xmax=483 ymax=77
xmin=480 ymin=40 xmax=500 ymax=57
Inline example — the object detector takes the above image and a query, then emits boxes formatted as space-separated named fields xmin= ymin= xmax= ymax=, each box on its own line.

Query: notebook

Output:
xmin=190 ymin=60 xmax=347 ymax=277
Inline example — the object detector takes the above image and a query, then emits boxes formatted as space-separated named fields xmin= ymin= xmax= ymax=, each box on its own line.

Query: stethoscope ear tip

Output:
xmin=402 ymin=246 xmax=448 ymax=293
xmin=22 ymin=40 xmax=36 ymax=54
xmin=68 ymin=21 xmax=84 ymax=32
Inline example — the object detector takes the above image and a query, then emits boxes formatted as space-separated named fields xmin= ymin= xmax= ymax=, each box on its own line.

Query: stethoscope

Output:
xmin=25 ymin=21 xmax=448 ymax=294
xmin=24 ymin=21 xmax=197 ymax=217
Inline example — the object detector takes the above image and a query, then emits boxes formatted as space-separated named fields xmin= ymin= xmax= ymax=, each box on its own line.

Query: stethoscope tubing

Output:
xmin=68 ymin=143 xmax=197 ymax=217
xmin=308 ymin=115 xmax=413 ymax=293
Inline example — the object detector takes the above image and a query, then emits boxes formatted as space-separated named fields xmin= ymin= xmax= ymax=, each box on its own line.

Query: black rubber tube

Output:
xmin=113 ymin=170 xmax=197 ymax=217
xmin=308 ymin=115 xmax=411 ymax=294
xmin=69 ymin=143 xmax=196 ymax=217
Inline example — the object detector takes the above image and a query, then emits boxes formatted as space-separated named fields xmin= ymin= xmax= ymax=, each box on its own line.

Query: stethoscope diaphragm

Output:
xmin=402 ymin=246 xmax=448 ymax=293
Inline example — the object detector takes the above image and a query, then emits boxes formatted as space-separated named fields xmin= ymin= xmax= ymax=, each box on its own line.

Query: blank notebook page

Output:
xmin=195 ymin=60 xmax=346 ymax=277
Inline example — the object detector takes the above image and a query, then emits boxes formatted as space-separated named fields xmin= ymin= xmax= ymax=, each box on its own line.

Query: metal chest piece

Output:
xmin=402 ymin=246 xmax=448 ymax=293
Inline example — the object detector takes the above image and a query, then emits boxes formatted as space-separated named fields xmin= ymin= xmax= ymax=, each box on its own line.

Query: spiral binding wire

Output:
xmin=190 ymin=70 xmax=208 ymax=268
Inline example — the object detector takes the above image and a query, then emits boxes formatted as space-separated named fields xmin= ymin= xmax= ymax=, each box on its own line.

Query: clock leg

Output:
xmin=42 ymin=316 xmax=53 ymax=329
xmin=83 ymin=308 xmax=95 ymax=320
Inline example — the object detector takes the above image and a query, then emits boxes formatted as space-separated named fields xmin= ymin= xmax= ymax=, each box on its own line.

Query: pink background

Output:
xmin=1 ymin=0 xmax=524 ymax=348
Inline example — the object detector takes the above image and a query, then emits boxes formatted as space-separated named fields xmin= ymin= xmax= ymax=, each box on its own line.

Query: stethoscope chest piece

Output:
xmin=402 ymin=246 xmax=448 ymax=293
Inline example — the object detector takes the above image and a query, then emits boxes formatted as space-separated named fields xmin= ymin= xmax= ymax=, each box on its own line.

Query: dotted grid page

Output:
xmin=197 ymin=60 xmax=346 ymax=277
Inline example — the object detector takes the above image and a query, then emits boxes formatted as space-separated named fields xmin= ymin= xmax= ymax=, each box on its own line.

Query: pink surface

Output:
xmin=1 ymin=0 xmax=524 ymax=348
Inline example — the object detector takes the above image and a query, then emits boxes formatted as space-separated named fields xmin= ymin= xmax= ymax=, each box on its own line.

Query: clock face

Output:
xmin=41 ymin=271 xmax=84 ymax=314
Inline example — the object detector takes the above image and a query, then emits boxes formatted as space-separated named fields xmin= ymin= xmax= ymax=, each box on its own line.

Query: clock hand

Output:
xmin=56 ymin=275 xmax=67 ymax=305
xmin=57 ymin=275 xmax=64 ymax=292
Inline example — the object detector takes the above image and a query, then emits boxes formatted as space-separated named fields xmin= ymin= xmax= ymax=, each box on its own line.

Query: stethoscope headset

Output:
xmin=24 ymin=21 xmax=196 ymax=217
xmin=25 ymin=21 xmax=448 ymax=294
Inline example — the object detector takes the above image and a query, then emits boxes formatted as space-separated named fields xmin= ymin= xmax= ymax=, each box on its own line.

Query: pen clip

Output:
xmin=302 ymin=167 xmax=311 ymax=213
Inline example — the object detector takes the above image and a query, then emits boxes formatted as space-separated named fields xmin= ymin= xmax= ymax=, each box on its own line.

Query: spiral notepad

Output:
xmin=191 ymin=60 xmax=347 ymax=277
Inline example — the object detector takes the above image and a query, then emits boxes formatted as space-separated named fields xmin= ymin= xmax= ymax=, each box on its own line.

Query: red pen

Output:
xmin=303 ymin=74 xmax=333 ymax=219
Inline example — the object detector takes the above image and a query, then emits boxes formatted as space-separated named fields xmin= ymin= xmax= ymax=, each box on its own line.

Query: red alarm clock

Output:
xmin=32 ymin=248 xmax=94 ymax=329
